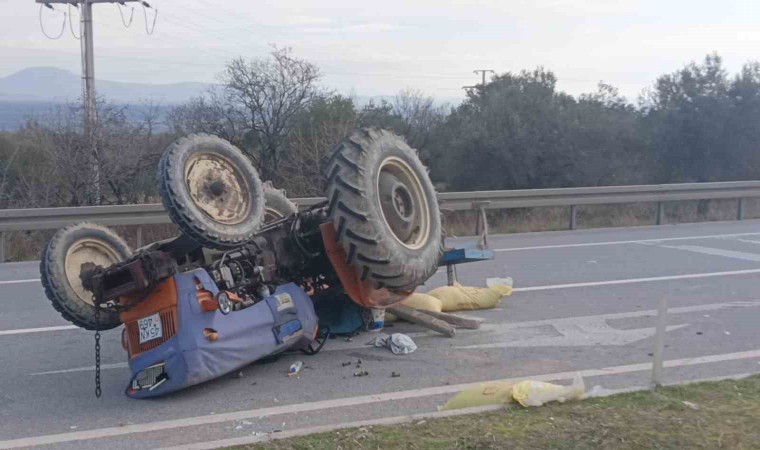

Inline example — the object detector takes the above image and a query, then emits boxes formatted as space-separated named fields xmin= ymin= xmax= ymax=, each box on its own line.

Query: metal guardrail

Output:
xmin=2 ymin=181 xmax=760 ymax=261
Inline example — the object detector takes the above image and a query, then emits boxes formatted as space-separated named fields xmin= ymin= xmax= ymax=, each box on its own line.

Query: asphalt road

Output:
xmin=2 ymin=220 xmax=760 ymax=448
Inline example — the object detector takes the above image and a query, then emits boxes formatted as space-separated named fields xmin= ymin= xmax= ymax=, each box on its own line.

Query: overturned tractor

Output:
xmin=40 ymin=128 xmax=443 ymax=398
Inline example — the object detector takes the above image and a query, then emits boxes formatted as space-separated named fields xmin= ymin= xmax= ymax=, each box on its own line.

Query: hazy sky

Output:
xmin=2 ymin=0 xmax=760 ymax=100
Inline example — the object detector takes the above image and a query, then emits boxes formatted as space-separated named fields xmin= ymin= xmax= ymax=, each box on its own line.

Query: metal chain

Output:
xmin=94 ymin=298 xmax=102 ymax=398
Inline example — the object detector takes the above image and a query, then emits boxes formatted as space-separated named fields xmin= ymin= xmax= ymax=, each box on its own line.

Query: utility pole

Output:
xmin=473 ymin=69 xmax=495 ymax=86
xmin=36 ymin=0 xmax=148 ymax=203
xmin=463 ymin=69 xmax=496 ymax=93
xmin=80 ymin=1 xmax=98 ymax=201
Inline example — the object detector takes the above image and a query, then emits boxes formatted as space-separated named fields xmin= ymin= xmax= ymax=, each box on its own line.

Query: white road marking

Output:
xmin=654 ymin=244 xmax=760 ymax=263
xmin=512 ymin=268 xmax=760 ymax=292
xmin=319 ymin=300 xmax=760 ymax=352
xmin=492 ymin=231 xmax=760 ymax=252
xmin=3 ymin=348 xmax=759 ymax=449
xmin=0 ymin=278 xmax=40 ymax=285
xmin=456 ymin=323 xmax=689 ymax=349
xmin=161 ymin=404 xmax=509 ymax=450
xmin=734 ymin=238 xmax=760 ymax=245
xmin=31 ymin=362 xmax=128 ymax=376
xmin=0 ymin=325 xmax=78 ymax=336
xmin=161 ymin=372 xmax=756 ymax=450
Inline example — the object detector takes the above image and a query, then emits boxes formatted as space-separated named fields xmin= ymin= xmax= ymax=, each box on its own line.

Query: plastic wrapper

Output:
xmin=511 ymin=374 xmax=585 ymax=407
xmin=427 ymin=278 xmax=513 ymax=312
xmin=399 ymin=292 xmax=443 ymax=313
xmin=439 ymin=382 xmax=515 ymax=411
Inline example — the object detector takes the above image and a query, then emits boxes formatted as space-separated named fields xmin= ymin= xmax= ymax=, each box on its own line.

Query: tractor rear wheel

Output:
xmin=324 ymin=128 xmax=443 ymax=292
xmin=40 ymin=223 xmax=131 ymax=330
xmin=157 ymin=134 xmax=266 ymax=250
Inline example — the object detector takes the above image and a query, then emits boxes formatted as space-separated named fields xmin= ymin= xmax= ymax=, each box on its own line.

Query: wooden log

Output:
xmin=387 ymin=304 xmax=456 ymax=338
xmin=416 ymin=309 xmax=481 ymax=329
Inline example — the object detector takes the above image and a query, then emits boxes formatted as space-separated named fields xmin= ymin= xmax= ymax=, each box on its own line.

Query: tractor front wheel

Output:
xmin=40 ymin=223 xmax=131 ymax=330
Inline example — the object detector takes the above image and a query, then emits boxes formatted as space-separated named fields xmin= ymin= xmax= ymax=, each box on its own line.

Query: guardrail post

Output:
xmin=656 ymin=202 xmax=665 ymax=225
xmin=651 ymin=296 xmax=668 ymax=388
xmin=569 ymin=205 xmax=577 ymax=230
xmin=737 ymin=198 xmax=745 ymax=221
xmin=0 ymin=232 xmax=5 ymax=263
xmin=136 ymin=226 xmax=143 ymax=249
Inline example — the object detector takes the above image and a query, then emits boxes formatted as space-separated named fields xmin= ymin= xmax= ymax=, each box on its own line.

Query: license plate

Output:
xmin=137 ymin=313 xmax=163 ymax=344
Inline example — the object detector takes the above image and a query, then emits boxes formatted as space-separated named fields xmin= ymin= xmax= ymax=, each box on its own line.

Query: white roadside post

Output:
xmin=651 ymin=296 xmax=668 ymax=387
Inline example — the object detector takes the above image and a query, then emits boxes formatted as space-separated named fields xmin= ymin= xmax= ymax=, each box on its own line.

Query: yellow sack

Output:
xmin=399 ymin=292 xmax=443 ymax=313
xmin=427 ymin=278 xmax=513 ymax=312
xmin=511 ymin=374 xmax=585 ymax=407
xmin=439 ymin=382 xmax=515 ymax=411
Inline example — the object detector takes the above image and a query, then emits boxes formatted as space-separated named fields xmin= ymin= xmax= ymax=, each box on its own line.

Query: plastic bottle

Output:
xmin=288 ymin=361 xmax=303 ymax=377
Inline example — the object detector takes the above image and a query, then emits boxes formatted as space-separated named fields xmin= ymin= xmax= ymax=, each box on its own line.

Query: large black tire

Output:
xmin=158 ymin=133 xmax=266 ymax=250
xmin=40 ymin=223 xmax=131 ymax=331
xmin=324 ymin=128 xmax=443 ymax=291
xmin=263 ymin=181 xmax=298 ymax=222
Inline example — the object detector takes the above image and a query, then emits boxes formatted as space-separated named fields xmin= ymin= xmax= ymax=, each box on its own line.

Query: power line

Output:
xmin=116 ymin=3 xmax=134 ymax=28
xmin=38 ymin=3 xmax=66 ymax=40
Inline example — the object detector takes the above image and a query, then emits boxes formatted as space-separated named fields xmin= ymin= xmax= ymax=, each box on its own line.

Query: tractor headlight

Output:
xmin=130 ymin=362 xmax=168 ymax=391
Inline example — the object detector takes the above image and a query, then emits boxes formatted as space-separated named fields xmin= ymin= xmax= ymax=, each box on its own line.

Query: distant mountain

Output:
xmin=0 ymin=67 xmax=209 ymax=104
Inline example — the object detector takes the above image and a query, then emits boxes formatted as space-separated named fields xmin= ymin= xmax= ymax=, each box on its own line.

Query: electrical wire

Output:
xmin=38 ymin=3 xmax=66 ymax=40
xmin=142 ymin=2 xmax=158 ymax=35
xmin=68 ymin=3 xmax=80 ymax=40
xmin=117 ymin=3 xmax=134 ymax=28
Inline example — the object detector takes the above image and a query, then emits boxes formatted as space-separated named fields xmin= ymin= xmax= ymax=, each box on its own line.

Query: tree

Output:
xmin=279 ymin=94 xmax=358 ymax=196
xmin=13 ymin=101 xmax=166 ymax=207
xmin=220 ymin=47 xmax=322 ymax=182
xmin=641 ymin=53 xmax=734 ymax=183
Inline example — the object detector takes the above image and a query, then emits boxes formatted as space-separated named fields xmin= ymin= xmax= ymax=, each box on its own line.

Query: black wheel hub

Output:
xmin=379 ymin=172 xmax=416 ymax=243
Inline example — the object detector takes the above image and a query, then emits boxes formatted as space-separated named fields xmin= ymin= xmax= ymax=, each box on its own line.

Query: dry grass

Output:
xmin=443 ymin=198 xmax=760 ymax=237
xmin=235 ymin=375 xmax=760 ymax=450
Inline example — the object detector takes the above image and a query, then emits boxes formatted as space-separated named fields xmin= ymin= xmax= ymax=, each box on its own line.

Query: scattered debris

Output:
xmin=583 ymin=385 xmax=617 ymax=398
xmin=441 ymin=374 xmax=586 ymax=411
xmin=235 ymin=425 xmax=243 ymax=430
xmin=682 ymin=401 xmax=700 ymax=410
xmin=369 ymin=333 xmax=418 ymax=354
xmin=288 ymin=361 xmax=303 ymax=377
xmin=354 ymin=370 xmax=369 ymax=377
xmin=231 ymin=370 xmax=244 ymax=379
xmin=415 ymin=420 xmax=427 ymax=426
xmin=345 ymin=337 xmax=353 ymax=342
xmin=696 ymin=332 xmax=703 ymax=335
xmin=342 ymin=361 xmax=352 ymax=367
xmin=724 ymin=331 xmax=731 ymax=336
xmin=391 ymin=372 xmax=401 ymax=378
xmin=69 ymin=426 xmax=77 ymax=430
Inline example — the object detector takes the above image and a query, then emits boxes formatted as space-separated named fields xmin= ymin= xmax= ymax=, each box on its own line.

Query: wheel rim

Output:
xmin=64 ymin=239 xmax=123 ymax=306
xmin=376 ymin=156 xmax=431 ymax=250
xmin=184 ymin=152 xmax=251 ymax=225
